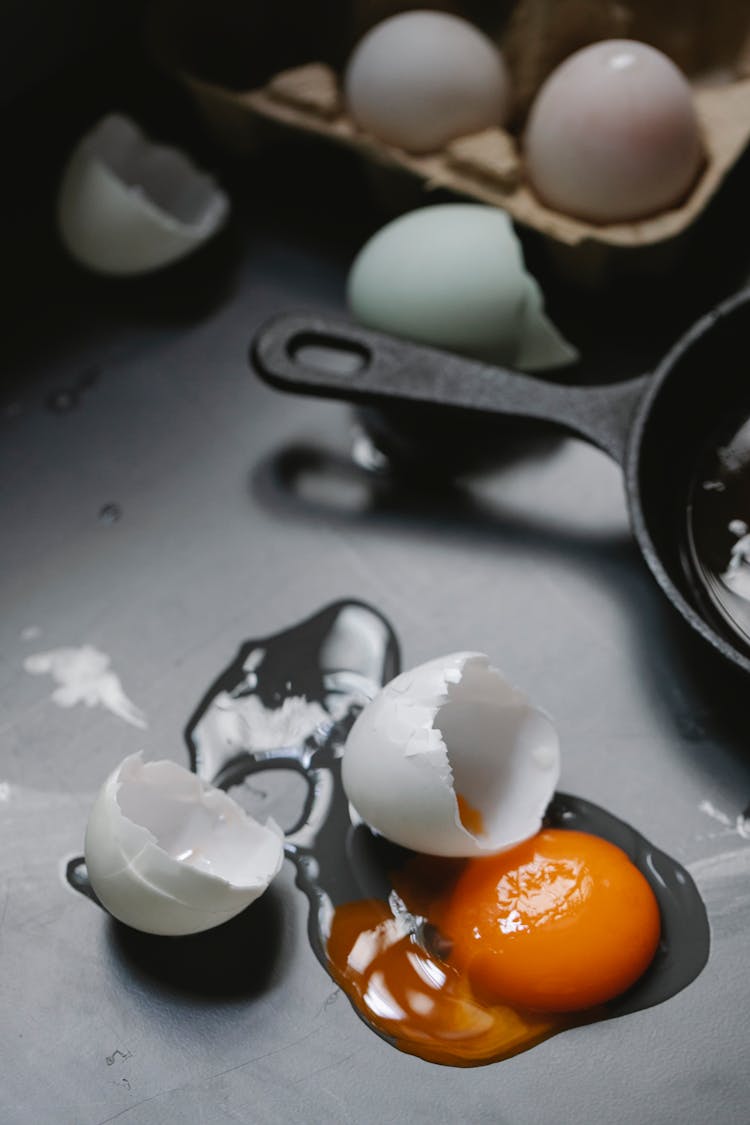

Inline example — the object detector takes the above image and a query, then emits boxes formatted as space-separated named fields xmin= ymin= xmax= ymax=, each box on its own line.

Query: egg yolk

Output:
xmin=326 ymin=828 xmax=660 ymax=1065
xmin=436 ymin=829 xmax=661 ymax=1013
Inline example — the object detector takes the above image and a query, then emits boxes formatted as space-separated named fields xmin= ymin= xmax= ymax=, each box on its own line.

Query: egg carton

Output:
xmin=148 ymin=0 xmax=750 ymax=262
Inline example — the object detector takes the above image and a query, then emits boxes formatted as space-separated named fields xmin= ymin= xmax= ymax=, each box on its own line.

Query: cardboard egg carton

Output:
xmin=148 ymin=0 xmax=750 ymax=255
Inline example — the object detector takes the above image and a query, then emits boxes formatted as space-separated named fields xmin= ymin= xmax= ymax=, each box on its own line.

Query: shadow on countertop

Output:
xmin=250 ymin=434 xmax=750 ymax=797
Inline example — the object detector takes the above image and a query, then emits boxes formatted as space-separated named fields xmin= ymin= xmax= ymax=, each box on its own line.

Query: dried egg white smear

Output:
xmin=342 ymin=653 xmax=560 ymax=857
xmin=24 ymin=644 xmax=147 ymax=729
xmin=58 ymin=114 xmax=230 ymax=276
xmin=85 ymin=754 xmax=283 ymax=935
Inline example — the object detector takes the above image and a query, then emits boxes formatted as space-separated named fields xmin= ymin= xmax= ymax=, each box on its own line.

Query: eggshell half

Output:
xmin=347 ymin=204 xmax=577 ymax=371
xmin=58 ymin=114 xmax=230 ymax=276
xmin=84 ymin=753 xmax=284 ymax=935
xmin=342 ymin=653 xmax=560 ymax=857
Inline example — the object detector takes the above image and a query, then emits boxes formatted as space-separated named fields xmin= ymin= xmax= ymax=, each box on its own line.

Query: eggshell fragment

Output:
xmin=525 ymin=40 xmax=704 ymax=224
xmin=84 ymin=753 xmax=284 ymax=935
xmin=342 ymin=653 xmax=560 ymax=857
xmin=347 ymin=204 xmax=577 ymax=371
xmin=58 ymin=114 xmax=230 ymax=275
xmin=344 ymin=11 xmax=510 ymax=154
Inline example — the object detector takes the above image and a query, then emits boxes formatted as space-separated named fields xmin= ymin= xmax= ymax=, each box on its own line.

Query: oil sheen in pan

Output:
xmin=685 ymin=405 xmax=750 ymax=652
xmin=67 ymin=602 xmax=710 ymax=1067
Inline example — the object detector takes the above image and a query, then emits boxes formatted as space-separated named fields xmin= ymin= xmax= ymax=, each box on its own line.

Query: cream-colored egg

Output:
xmin=84 ymin=754 xmax=284 ymax=935
xmin=344 ymin=11 xmax=510 ymax=153
xmin=525 ymin=40 xmax=704 ymax=223
xmin=342 ymin=653 xmax=560 ymax=857
xmin=347 ymin=204 xmax=577 ymax=370
xmin=58 ymin=115 xmax=230 ymax=276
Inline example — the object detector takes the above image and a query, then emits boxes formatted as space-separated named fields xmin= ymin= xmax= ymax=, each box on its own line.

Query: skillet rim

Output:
xmin=624 ymin=285 xmax=750 ymax=676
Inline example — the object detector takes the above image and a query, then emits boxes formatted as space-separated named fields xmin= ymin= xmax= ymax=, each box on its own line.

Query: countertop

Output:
xmin=1 ymin=34 xmax=750 ymax=1125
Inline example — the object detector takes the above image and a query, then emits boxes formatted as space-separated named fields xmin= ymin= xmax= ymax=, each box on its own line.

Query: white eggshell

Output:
xmin=58 ymin=114 xmax=230 ymax=276
xmin=344 ymin=11 xmax=510 ymax=153
xmin=342 ymin=653 xmax=560 ymax=857
xmin=525 ymin=40 xmax=704 ymax=223
xmin=347 ymin=204 xmax=577 ymax=370
xmin=84 ymin=753 xmax=284 ymax=935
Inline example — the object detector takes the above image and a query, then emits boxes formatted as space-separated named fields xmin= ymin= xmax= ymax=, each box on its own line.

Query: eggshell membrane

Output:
xmin=524 ymin=40 xmax=704 ymax=224
xmin=347 ymin=204 xmax=578 ymax=371
xmin=84 ymin=754 xmax=284 ymax=935
xmin=342 ymin=653 xmax=560 ymax=857
xmin=58 ymin=114 xmax=230 ymax=276
xmin=344 ymin=11 xmax=510 ymax=154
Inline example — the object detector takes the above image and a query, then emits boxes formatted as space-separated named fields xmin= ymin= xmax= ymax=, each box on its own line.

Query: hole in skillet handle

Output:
xmin=290 ymin=334 xmax=369 ymax=376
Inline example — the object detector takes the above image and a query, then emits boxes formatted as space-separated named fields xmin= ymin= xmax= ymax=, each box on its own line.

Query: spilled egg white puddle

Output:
xmin=66 ymin=601 xmax=710 ymax=1067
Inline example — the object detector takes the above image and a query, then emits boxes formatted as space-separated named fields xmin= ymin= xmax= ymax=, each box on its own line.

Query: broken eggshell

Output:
xmin=58 ymin=114 xmax=230 ymax=276
xmin=84 ymin=753 xmax=284 ymax=935
xmin=347 ymin=204 xmax=577 ymax=372
xmin=342 ymin=653 xmax=560 ymax=857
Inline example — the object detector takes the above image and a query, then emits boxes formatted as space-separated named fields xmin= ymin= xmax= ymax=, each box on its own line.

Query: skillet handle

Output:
xmin=250 ymin=313 xmax=649 ymax=465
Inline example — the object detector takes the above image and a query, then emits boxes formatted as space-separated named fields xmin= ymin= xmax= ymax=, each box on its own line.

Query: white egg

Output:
xmin=524 ymin=40 xmax=704 ymax=223
xmin=58 ymin=114 xmax=230 ymax=276
xmin=347 ymin=203 xmax=577 ymax=370
xmin=342 ymin=653 xmax=560 ymax=857
xmin=344 ymin=11 xmax=510 ymax=154
xmin=84 ymin=753 xmax=284 ymax=935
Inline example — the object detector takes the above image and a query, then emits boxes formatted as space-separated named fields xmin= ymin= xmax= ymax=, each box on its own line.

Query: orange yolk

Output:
xmin=326 ymin=828 xmax=661 ymax=1065
xmin=455 ymin=792 xmax=484 ymax=836
xmin=436 ymin=829 xmax=661 ymax=1013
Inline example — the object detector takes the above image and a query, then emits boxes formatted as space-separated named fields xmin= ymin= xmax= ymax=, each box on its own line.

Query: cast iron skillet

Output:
xmin=249 ymin=287 xmax=750 ymax=676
